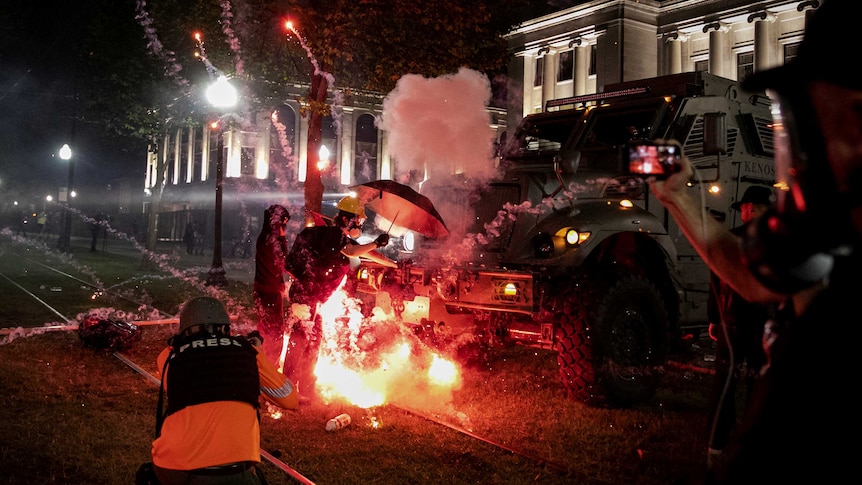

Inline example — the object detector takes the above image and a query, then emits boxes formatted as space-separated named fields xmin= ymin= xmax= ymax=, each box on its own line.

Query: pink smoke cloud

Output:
xmin=378 ymin=67 xmax=499 ymax=182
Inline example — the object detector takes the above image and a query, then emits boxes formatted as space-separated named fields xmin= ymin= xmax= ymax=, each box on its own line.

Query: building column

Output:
xmin=664 ymin=33 xmax=685 ymax=75
xmin=224 ymin=130 xmax=238 ymax=178
xmin=379 ymin=129 xmax=391 ymax=180
xmin=146 ymin=151 xmax=156 ymax=190
xmin=542 ymin=50 xmax=556 ymax=110
xmin=186 ymin=126 xmax=195 ymax=183
xmin=201 ymin=124 xmax=211 ymax=182
xmin=172 ymin=127 xmax=182 ymax=185
xmin=800 ymin=0 xmax=819 ymax=25
xmin=748 ymin=12 xmax=776 ymax=71
xmin=297 ymin=115 xmax=309 ymax=182
xmin=705 ymin=22 xmax=731 ymax=79
xmin=255 ymin=112 xmax=271 ymax=180
xmin=573 ymin=41 xmax=588 ymax=96
xmin=521 ymin=54 xmax=535 ymax=117
xmin=339 ymin=107 xmax=355 ymax=186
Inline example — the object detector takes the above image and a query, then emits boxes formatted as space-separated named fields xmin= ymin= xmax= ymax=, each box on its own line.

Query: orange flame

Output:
xmin=305 ymin=278 xmax=462 ymax=409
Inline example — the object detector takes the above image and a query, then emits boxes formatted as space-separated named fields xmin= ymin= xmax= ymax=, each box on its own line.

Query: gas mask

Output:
xmin=347 ymin=216 xmax=364 ymax=239
xmin=742 ymin=86 xmax=853 ymax=294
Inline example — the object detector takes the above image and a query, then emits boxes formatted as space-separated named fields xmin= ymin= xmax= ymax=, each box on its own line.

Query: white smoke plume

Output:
xmin=378 ymin=67 xmax=499 ymax=183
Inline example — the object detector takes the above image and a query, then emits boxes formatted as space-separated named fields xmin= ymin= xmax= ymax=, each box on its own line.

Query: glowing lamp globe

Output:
xmin=206 ymin=76 xmax=238 ymax=109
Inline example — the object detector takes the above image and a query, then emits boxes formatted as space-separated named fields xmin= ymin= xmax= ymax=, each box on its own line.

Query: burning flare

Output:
xmin=300 ymin=278 xmax=462 ymax=410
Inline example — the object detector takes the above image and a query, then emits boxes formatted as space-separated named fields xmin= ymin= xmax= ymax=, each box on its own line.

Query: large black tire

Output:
xmin=555 ymin=275 xmax=670 ymax=407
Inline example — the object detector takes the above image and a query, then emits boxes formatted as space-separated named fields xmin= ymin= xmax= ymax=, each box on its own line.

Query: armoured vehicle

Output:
xmin=353 ymin=72 xmax=775 ymax=407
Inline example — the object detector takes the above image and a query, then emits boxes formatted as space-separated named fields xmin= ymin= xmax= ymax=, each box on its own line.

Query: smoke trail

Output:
xmin=284 ymin=23 xmax=343 ymax=133
xmin=219 ymin=0 xmax=245 ymax=76
xmin=134 ymin=0 xmax=188 ymax=87
xmin=193 ymin=33 xmax=223 ymax=78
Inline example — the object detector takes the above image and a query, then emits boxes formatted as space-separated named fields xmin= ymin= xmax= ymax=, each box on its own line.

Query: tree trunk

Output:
xmin=303 ymin=72 xmax=327 ymax=225
xmin=142 ymin=133 xmax=168 ymax=268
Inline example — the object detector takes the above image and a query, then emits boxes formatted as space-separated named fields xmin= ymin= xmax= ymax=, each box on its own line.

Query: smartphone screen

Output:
xmin=627 ymin=142 xmax=681 ymax=179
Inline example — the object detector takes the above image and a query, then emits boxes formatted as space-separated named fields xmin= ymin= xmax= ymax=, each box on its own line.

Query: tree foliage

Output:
xmin=6 ymin=0 xmax=537 ymax=226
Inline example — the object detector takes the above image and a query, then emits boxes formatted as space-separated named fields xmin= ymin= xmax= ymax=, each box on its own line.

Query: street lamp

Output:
xmin=58 ymin=143 xmax=75 ymax=252
xmin=205 ymin=76 xmax=238 ymax=287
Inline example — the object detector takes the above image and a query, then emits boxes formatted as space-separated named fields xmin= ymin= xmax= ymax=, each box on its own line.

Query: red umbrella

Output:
xmin=349 ymin=180 xmax=449 ymax=238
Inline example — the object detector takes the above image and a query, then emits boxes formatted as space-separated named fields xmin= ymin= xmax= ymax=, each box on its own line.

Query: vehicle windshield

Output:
xmin=512 ymin=98 xmax=670 ymax=173
xmin=515 ymin=116 xmax=581 ymax=152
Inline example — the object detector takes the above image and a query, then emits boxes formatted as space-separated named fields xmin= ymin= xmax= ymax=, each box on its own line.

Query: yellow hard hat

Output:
xmin=336 ymin=196 xmax=367 ymax=219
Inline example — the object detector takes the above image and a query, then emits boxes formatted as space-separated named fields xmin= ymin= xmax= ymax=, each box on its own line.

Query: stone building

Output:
xmin=505 ymin=0 xmax=816 ymax=125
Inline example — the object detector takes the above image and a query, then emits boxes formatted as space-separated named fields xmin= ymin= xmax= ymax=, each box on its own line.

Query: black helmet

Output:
xmin=178 ymin=297 xmax=230 ymax=335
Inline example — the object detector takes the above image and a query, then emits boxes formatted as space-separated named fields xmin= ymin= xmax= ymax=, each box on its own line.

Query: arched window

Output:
xmin=269 ymin=104 xmax=296 ymax=181
xmin=353 ymin=113 xmax=378 ymax=184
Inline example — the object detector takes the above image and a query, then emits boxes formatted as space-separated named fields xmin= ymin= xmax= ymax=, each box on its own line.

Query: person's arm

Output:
xmin=649 ymin=152 xmax=785 ymax=303
xmin=341 ymin=234 xmax=398 ymax=268
xmin=341 ymin=240 xmax=379 ymax=258
xmin=359 ymin=248 xmax=398 ymax=268
xmin=155 ymin=347 xmax=171 ymax=390
xmin=254 ymin=346 xmax=299 ymax=410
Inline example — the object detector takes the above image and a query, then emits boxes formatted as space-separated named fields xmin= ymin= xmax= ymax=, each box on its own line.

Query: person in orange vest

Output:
xmin=150 ymin=296 xmax=298 ymax=484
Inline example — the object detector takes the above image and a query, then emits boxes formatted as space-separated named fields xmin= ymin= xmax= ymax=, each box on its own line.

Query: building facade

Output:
xmin=505 ymin=0 xmax=816 ymax=126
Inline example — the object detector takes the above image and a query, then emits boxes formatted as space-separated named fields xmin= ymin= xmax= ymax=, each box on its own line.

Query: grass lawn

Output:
xmin=0 ymin=232 xmax=716 ymax=484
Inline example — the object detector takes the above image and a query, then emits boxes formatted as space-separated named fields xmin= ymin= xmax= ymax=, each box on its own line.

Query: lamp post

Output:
xmin=57 ymin=143 xmax=75 ymax=252
xmin=205 ymin=76 xmax=238 ymax=287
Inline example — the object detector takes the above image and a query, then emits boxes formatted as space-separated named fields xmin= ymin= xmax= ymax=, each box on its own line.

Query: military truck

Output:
xmin=353 ymin=72 xmax=775 ymax=407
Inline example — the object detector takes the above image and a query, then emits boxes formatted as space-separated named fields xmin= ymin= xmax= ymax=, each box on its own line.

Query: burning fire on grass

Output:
xmin=282 ymin=278 xmax=462 ymax=413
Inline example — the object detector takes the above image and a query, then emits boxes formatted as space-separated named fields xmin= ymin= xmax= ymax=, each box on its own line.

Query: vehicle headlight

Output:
xmin=560 ymin=227 xmax=590 ymax=246
xmin=357 ymin=267 xmax=369 ymax=282
xmin=402 ymin=232 xmax=415 ymax=252
xmin=533 ymin=228 xmax=591 ymax=259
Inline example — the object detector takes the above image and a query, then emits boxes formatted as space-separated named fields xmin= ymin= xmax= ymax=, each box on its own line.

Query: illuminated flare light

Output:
xmin=267 ymin=405 xmax=283 ymax=420
xmin=428 ymin=354 xmax=458 ymax=386
xmin=309 ymin=278 xmax=461 ymax=409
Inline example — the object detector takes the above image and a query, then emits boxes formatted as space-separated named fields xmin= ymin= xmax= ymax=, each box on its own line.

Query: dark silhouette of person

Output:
xmin=252 ymin=204 xmax=291 ymax=365
xmin=183 ymin=222 xmax=195 ymax=254
xmin=705 ymin=186 xmax=773 ymax=468
xmin=13 ymin=209 xmax=27 ymax=236
xmin=90 ymin=212 xmax=105 ymax=252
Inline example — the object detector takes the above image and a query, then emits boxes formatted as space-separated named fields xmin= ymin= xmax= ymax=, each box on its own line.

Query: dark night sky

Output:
xmin=0 ymin=1 xmax=147 ymax=204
